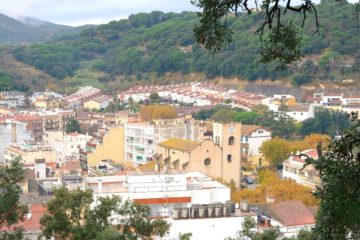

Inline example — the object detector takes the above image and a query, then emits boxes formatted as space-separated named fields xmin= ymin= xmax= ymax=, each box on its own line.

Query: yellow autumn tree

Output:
xmin=140 ymin=104 xmax=177 ymax=121
xmin=232 ymin=170 xmax=318 ymax=206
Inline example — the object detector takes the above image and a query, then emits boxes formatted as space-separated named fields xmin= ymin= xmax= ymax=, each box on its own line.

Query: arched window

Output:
xmin=204 ymin=158 xmax=211 ymax=166
xmin=228 ymin=136 xmax=235 ymax=145
xmin=227 ymin=154 xmax=232 ymax=163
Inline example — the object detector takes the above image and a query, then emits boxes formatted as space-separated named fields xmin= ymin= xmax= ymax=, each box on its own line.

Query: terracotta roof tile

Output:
xmin=266 ymin=201 xmax=315 ymax=226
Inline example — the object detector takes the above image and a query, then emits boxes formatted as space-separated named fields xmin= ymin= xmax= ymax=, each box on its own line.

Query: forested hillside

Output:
xmin=2 ymin=0 xmax=360 ymax=93
xmin=0 ymin=14 xmax=83 ymax=44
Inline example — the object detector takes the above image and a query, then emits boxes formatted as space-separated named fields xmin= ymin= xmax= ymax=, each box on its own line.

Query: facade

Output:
xmin=54 ymin=133 xmax=92 ymax=163
xmin=64 ymin=86 xmax=102 ymax=109
xmin=85 ymin=171 xmax=230 ymax=217
xmin=87 ymin=127 xmax=125 ymax=168
xmin=156 ymin=122 xmax=243 ymax=187
xmin=4 ymin=142 xmax=56 ymax=168
xmin=0 ymin=91 xmax=26 ymax=108
xmin=285 ymin=105 xmax=315 ymax=122
xmin=240 ymin=125 xmax=272 ymax=168
xmin=0 ymin=120 xmax=32 ymax=163
xmin=256 ymin=201 xmax=315 ymax=238
xmin=124 ymin=118 xmax=200 ymax=165
xmin=84 ymin=95 xmax=113 ymax=110
xmin=282 ymin=149 xmax=320 ymax=189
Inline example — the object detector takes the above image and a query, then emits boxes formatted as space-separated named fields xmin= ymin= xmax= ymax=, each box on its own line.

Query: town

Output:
xmin=1 ymin=81 xmax=358 ymax=239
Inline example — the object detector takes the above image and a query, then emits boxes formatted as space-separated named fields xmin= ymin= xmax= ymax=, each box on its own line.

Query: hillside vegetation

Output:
xmin=2 ymin=0 xmax=360 ymax=93
xmin=0 ymin=14 xmax=84 ymax=44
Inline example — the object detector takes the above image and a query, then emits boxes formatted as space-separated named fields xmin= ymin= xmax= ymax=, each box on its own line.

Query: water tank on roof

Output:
xmin=181 ymin=207 xmax=189 ymax=219
xmin=198 ymin=205 xmax=208 ymax=218
xmin=207 ymin=204 xmax=215 ymax=217
xmin=191 ymin=204 xmax=200 ymax=218
xmin=214 ymin=203 xmax=223 ymax=217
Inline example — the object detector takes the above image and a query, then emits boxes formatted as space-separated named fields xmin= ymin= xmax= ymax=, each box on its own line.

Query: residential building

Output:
xmin=240 ymin=125 xmax=272 ymax=168
xmin=85 ymin=171 xmax=230 ymax=217
xmin=84 ymin=95 xmax=113 ymax=110
xmin=256 ymin=201 xmax=316 ymax=238
xmin=0 ymin=204 xmax=46 ymax=240
xmin=156 ymin=122 xmax=242 ymax=187
xmin=0 ymin=91 xmax=26 ymax=108
xmin=64 ymin=86 xmax=102 ymax=109
xmin=4 ymin=142 xmax=56 ymax=168
xmin=86 ymin=127 xmax=125 ymax=168
xmin=284 ymin=105 xmax=315 ymax=122
xmin=54 ymin=133 xmax=92 ymax=163
xmin=282 ymin=149 xmax=320 ymax=189
xmin=0 ymin=120 xmax=32 ymax=163
xmin=124 ymin=118 xmax=200 ymax=165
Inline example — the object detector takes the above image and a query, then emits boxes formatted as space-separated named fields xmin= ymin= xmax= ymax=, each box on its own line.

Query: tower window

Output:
xmin=228 ymin=136 xmax=235 ymax=145
xmin=227 ymin=154 xmax=232 ymax=163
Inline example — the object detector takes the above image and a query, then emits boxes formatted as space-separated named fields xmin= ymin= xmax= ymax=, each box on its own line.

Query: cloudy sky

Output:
xmin=0 ymin=0 xmax=199 ymax=26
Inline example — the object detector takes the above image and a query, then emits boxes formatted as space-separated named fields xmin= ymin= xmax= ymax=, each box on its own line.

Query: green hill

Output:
xmin=0 ymin=14 xmax=84 ymax=44
xmin=2 ymin=1 xmax=360 ymax=93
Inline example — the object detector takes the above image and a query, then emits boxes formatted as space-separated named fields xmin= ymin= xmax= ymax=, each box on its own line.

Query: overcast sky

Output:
xmin=0 ymin=0 xmax=199 ymax=26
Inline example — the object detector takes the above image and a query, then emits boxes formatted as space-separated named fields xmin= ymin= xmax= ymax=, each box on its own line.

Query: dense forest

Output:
xmin=2 ymin=0 xmax=360 ymax=92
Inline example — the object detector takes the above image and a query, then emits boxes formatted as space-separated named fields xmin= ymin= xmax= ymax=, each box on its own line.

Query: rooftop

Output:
xmin=158 ymin=138 xmax=199 ymax=152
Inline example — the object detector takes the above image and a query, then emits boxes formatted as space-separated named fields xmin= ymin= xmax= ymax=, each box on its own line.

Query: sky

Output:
xmin=0 ymin=0 xmax=199 ymax=26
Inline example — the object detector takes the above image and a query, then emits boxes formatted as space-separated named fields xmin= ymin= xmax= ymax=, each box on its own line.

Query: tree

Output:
xmin=306 ymin=113 xmax=360 ymax=239
xmin=300 ymin=108 xmax=350 ymax=136
xmin=149 ymin=92 xmax=162 ymax=103
xmin=179 ymin=232 xmax=193 ymax=240
xmin=191 ymin=0 xmax=323 ymax=65
xmin=40 ymin=187 xmax=170 ymax=240
xmin=233 ymin=111 xmax=259 ymax=124
xmin=139 ymin=104 xmax=177 ymax=121
xmin=0 ymin=157 xmax=28 ymax=240
xmin=211 ymin=108 xmax=237 ymax=122
xmin=0 ymin=71 xmax=13 ymax=91
xmin=65 ymin=118 xmax=81 ymax=133
xmin=260 ymin=138 xmax=291 ymax=166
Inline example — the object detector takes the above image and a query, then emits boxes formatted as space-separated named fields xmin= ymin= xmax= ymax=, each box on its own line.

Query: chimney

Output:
xmin=11 ymin=122 xmax=17 ymax=143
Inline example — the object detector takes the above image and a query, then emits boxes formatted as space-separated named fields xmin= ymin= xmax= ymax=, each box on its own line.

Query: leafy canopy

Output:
xmin=40 ymin=187 xmax=170 ymax=240
xmin=0 ymin=157 xmax=28 ymax=240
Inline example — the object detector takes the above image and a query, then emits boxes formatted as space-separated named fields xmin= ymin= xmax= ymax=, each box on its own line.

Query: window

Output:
xmin=228 ymin=136 xmax=235 ymax=145
xmin=204 ymin=158 xmax=211 ymax=166
xmin=227 ymin=154 xmax=232 ymax=163
xmin=259 ymin=158 xmax=262 ymax=166
xmin=258 ymin=130 xmax=263 ymax=134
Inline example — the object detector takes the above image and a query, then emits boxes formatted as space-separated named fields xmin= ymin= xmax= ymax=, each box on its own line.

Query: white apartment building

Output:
xmin=282 ymin=149 xmax=319 ymax=189
xmin=85 ymin=171 xmax=230 ymax=217
xmin=54 ymin=133 xmax=92 ymax=163
xmin=124 ymin=119 xmax=200 ymax=165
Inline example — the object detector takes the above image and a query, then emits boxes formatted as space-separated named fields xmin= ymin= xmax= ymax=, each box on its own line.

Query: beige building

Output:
xmin=87 ymin=127 xmax=125 ymax=168
xmin=4 ymin=143 xmax=56 ymax=168
xmin=156 ymin=122 xmax=242 ymax=188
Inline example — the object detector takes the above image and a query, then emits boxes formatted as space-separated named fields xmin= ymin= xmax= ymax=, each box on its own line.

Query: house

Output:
xmin=256 ymin=201 xmax=316 ymax=237
xmin=240 ymin=125 xmax=272 ymax=168
xmin=84 ymin=95 xmax=113 ymax=110
xmin=282 ymin=149 xmax=320 ymax=189
xmin=285 ymin=105 xmax=315 ymax=122
xmin=0 ymin=204 xmax=46 ymax=240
